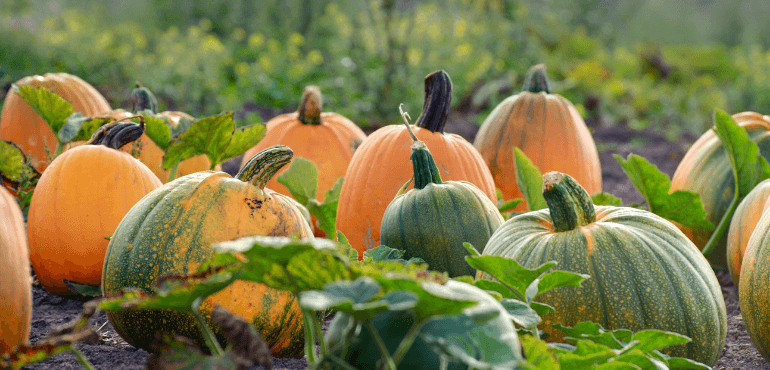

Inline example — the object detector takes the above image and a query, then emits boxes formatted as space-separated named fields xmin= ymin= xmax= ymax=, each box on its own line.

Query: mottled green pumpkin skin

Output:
xmin=739 ymin=206 xmax=770 ymax=362
xmin=101 ymin=171 xmax=311 ymax=357
xmin=380 ymin=181 xmax=503 ymax=277
xmin=480 ymin=205 xmax=727 ymax=365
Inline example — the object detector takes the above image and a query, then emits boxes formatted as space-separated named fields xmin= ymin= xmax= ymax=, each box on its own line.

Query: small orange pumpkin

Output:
xmin=726 ymin=179 xmax=770 ymax=287
xmin=27 ymin=120 xmax=162 ymax=295
xmin=240 ymin=86 xmax=366 ymax=236
xmin=473 ymin=64 xmax=602 ymax=210
xmin=103 ymin=85 xmax=215 ymax=182
xmin=336 ymin=70 xmax=496 ymax=256
xmin=0 ymin=73 xmax=111 ymax=172
xmin=0 ymin=186 xmax=32 ymax=353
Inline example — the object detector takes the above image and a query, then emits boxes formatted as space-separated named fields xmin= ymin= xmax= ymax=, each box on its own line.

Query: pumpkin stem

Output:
xmin=298 ymin=85 xmax=323 ymax=125
xmin=523 ymin=64 xmax=550 ymax=94
xmin=542 ymin=171 xmax=596 ymax=232
xmin=236 ymin=145 xmax=294 ymax=189
xmin=131 ymin=82 xmax=159 ymax=113
xmin=87 ymin=116 xmax=146 ymax=150
xmin=400 ymin=104 xmax=442 ymax=189
xmin=415 ymin=70 xmax=452 ymax=134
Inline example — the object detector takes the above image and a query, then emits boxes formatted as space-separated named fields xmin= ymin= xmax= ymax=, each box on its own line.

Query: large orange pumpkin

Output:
xmin=102 ymin=145 xmax=310 ymax=357
xmin=103 ymin=85 xmax=215 ymax=182
xmin=0 ymin=186 xmax=32 ymax=354
xmin=0 ymin=73 xmax=111 ymax=172
xmin=671 ymin=112 xmax=770 ymax=268
xmin=240 ymin=86 xmax=366 ymax=236
xmin=473 ymin=64 xmax=602 ymax=210
xmin=27 ymin=120 xmax=162 ymax=295
xmin=726 ymin=179 xmax=770 ymax=287
xmin=336 ymin=70 xmax=496 ymax=257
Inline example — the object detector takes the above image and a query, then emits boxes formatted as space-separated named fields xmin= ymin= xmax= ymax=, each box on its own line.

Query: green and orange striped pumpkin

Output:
xmin=479 ymin=172 xmax=726 ymax=365
xmin=740 ymin=199 xmax=770 ymax=362
xmin=101 ymin=145 xmax=310 ymax=357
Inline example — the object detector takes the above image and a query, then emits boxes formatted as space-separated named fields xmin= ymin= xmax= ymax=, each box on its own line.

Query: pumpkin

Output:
xmin=473 ymin=64 xmax=602 ymax=211
xmin=0 ymin=186 xmax=32 ymax=354
xmin=739 ymin=201 xmax=770 ymax=362
xmin=325 ymin=279 xmax=520 ymax=370
xmin=240 ymin=86 xmax=366 ymax=236
xmin=0 ymin=73 xmax=111 ymax=172
xmin=726 ymin=179 xmax=770 ymax=287
xmin=27 ymin=120 xmax=162 ymax=295
xmin=670 ymin=111 xmax=770 ymax=268
xmin=103 ymin=84 xmax=215 ymax=182
xmin=101 ymin=145 xmax=310 ymax=357
xmin=479 ymin=172 xmax=726 ymax=365
xmin=379 ymin=108 xmax=504 ymax=277
xmin=336 ymin=70 xmax=496 ymax=257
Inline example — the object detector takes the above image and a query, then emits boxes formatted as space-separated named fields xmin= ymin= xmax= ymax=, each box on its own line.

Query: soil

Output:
xmin=20 ymin=119 xmax=770 ymax=370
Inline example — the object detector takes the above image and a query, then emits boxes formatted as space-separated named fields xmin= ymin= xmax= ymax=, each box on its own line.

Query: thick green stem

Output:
xmin=166 ymin=162 xmax=180 ymax=182
xmin=131 ymin=83 xmax=159 ymax=113
xmin=192 ymin=297 xmax=224 ymax=356
xmin=523 ymin=64 xmax=550 ymax=93
xmin=302 ymin=309 xmax=318 ymax=364
xmin=542 ymin=172 xmax=596 ymax=232
xmin=53 ymin=141 xmax=66 ymax=159
xmin=70 ymin=347 xmax=95 ymax=370
xmin=702 ymin=195 xmax=741 ymax=258
xmin=391 ymin=319 xmax=427 ymax=366
xmin=298 ymin=86 xmax=323 ymax=125
xmin=415 ymin=70 xmax=452 ymax=134
xmin=364 ymin=320 xmax=398 ymax=370
xmin=236 ymin=145 xmax=293 ymax=189
xmin=323 ymin=354 xmax=361 ymax=370
xmin=87 ymin=119 xmax=146 ymax=150
xmin=399 ymin=104 xmax=442 ymax=190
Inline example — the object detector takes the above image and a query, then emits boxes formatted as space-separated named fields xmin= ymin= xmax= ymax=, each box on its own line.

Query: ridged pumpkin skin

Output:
xmin=0 ymin=187 xmax=32 ymax=353
xmin=337 ymin=71 xmax=496 ymax=256
xmin=473 ymin=65 xmax=602 ymax=210
xmin=102 ymin=146 xmax=310 ymax=357
xmin=726 ymin=179 xmax=770 ymax=287
xmin=27 ymin=122 xmax=162 ymax=295
xmin=479 ymin=172 xmax=726 ymax=365
xmin=739 ymin=203 xmax=770 ymax=362
xmin=671 ymin=112 xmax=770 ymax=268
xmin=0 ymin=73 xmax=111 ymax=172
xmin=380 ymin=121 xmax=503 ymax=277
xmin=240 ymin=86 xmax=366 ymax=236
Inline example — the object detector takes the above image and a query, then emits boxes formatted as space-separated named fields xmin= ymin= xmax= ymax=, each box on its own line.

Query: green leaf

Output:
xmin=362 ymin=245 xmax=425 ymax=265
xmin=530 ymin=301 xmax=556 ymax=317
xmin=465 ymin=252 xmax=556 ymax=300
xmin=536 ymin=270 xmax=589 ymax=297
xmin=144 ymin=334 xmax=238 ymax=370
xmin=473 ymin=279 xmax=515 ymax=299
xmin=13 ymin=84 xmax=74 ymax=135
xmin=514 ymin=147 xmax=548 ymax=211
xmin=276 ymin=157 xmax=318 ymax=204
xmin=629 ymin=329 xmax=690 ymax=353
xmin=63 ymin=280 xmax=102 ymax=297
xmin=0 ymin=140 xmax=29 ymax=183
xmin=591 ymin=192 xmax=623 ymax=206
xmin=163 ymin=112 xmax=265 ymax=170
xmin=501 ymin=298 xmax=542 ymax=328
xmin=99 ymin=266 xmax=238 ymax=312
xmin=614 ymin=153 xmax=714 ymax=230
xmin=713 ymin=108 xmax=770 ymax=198
xmin=57 ymin=113 xmax=112 ymax=143
xmin=374 ymin=279 xmax=478 ymax=323
xmin=499 ymin=199 xmax=523 ymax=213
xmin=307 ymin=176 xmax=344 ymax=237
xmin=520 ymin=335 xmax=560 ymax=370
xmin=666 ymin=357 xmax=710 ymax=369
xmin=299 ymin=277 xmax=417 ymax=321
xmin=208 ymin=235 xmax=355 ymax=292
xmin=612 ymin=350 xmax=660 ymax=370
xmin=140 ymin=115 xmax=173 ymax=150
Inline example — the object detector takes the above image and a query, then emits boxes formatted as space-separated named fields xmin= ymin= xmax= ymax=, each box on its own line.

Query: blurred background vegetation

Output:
xmin=3 ymin=0 xmax=770 ymax=140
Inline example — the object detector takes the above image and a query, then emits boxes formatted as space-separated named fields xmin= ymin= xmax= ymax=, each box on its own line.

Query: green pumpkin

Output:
xmin=101 ymin=145 xmax=311 ymax=357
xmin=479 ymin=172 xmax=726 ymax=366
xmin=379 ymin=111 xmax=503 ymax=277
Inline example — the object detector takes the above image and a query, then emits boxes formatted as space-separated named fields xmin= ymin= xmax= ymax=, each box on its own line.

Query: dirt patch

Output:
xmin=21 ymin=122 xmax=770 ymax=369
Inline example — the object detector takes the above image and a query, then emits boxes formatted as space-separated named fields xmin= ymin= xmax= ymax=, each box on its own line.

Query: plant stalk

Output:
xmin=364 ymin=320 xmax=398 ymax=370
xmin=701 ymin=195 xmax=741 ymax=258
xmin=323 ymin=354 xmax=361 ymax=370
xmin=302 ymin=309 xmax=318 ymax=364
xmin=391 ymin=319 xmax=427 ymax=366
xmin=54 ymin=141 xmax=66 ymax=159
xmin=69 ymin=347 xmax=95 ymax=370
xmin=192 ymin=297 xmax=224 ymax=356
xmin=166 ymin=162 xmax=180 ymax=182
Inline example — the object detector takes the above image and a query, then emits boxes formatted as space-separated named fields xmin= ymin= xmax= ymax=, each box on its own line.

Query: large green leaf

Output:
xmin=299 ymin=277 xmax=418 ymax=321
xmin=713 ymin=108 xmax=770 ymax=198
xmin=0 ymin=140 xmax=29 ymax=183
xmin=276 ymin=157 xmax=317 ymax=205
xmin=140 ymin=115 xmax=173 ymax=150
xmin=13 ymin=84 xmax=73 ymax=136
xmin=614 ymin=153 xmax=714 ymax=230
xmin=57 ymin=113 xmax=112 ymax=143
xmin=514 ymin=147 xmax=548 ymax=211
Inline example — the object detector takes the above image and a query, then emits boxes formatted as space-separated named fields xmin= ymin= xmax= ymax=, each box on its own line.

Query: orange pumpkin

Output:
xmin=0 ymin=73 xmax=111 ymax=172
xmin=27 ymin=120 xmax=162 ymax=295
xmin=240 ymin=86 xmax=366 ymax=236
xmin=103 ymin=85 xmax=215 ymax=182
xmin=473 ymin=64 xmax=602 ymax=210
xmin=726 ymin=179 xmax=770 ymax=287
xmin=0 ymin=186 xmax=32 ymax=354
xmin=671 ymin=112 xmax=770 ymax=268
xmin=336 ymin=70 xmax=496 ymax=257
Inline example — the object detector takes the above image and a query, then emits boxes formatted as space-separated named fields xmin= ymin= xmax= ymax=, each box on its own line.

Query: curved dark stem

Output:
xmin=415 ymin=70 xmax=452 ymax=134
xmin=87 ymin=116 xmax=145 ymax=150
xmin=236 ymin=145 xmax=294 ymax=189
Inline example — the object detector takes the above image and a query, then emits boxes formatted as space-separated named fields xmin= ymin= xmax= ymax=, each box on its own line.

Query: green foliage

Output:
xmin=276 ymin=157 xmax=343 ymax=237
xmin=0 ymin=140 xmax=40 ymax=217
xmin=515 ymin=147 xmax=548 ymax=211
